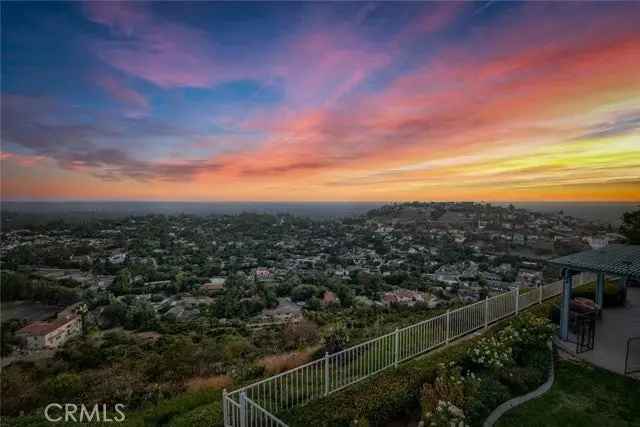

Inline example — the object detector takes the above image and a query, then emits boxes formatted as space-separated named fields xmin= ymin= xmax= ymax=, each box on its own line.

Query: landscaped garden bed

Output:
xmin=281 ymin=305 xmax=557 ymax=427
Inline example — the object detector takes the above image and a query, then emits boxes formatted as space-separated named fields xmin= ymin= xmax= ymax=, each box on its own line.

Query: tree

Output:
xmin=334 ymin=284 xmax=354 ymax=308
xmin=305 ymin=296 xmax=322 ymax=311
xmin=291 ymin=284 xmax=317 ymax=302
xmin=620 ymin=208 xmax=640 ymax=244
xmin=321 ymin=323 xmax=350 ymax=354
xmin=283 ymin=319 xmax=320 ymax=349
xmin=102 ymin=303 xmax=127 ymax=328
xmin=110 ymin=269 xmax=131 ymax=295
xmin=75 ymin=303 xmax=88 ymax=336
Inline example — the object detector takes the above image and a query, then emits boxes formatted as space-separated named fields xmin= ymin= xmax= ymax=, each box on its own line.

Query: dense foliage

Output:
xmin=281 ymin=305 xmax=556 ymax=427
xmin=619 ymin=208 xmax=640 ymax=244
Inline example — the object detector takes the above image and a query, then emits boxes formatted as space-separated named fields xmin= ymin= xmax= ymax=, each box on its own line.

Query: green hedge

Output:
xmin=572 ymin=281 xmax=626 ymax=307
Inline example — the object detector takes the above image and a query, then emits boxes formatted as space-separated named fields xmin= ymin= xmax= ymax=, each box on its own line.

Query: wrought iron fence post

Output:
xmin=539 ymin=284 xmax=543 ymax=304
xmin=484 ymin=297 xmax=489 ymax=329
xmin=445 ymin=310 xmax=450 ymax=345
xmin=394 ymin=328 xmax=399 ymax=368
xmin=222 ymin=389 xmax=228 ymax=427
xmin=239 ymin=391 xmax=247 ymax=427
xmin=324 ymin=352 xmax=330 ymax=396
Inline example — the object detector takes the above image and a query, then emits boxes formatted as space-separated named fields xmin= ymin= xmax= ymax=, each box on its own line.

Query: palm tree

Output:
xmin=75 ymin=303 xmax=88 ymax=337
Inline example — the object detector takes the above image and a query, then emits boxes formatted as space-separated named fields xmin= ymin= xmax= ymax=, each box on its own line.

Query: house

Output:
xmin=16 ymin=314 xmax=82 ymax=350
xmin=322 ymin=290 xmax=339 ymax=306
xmin=201 ymin=277 xmax=226 ymax=294
xmin=516 ymin=269 xmax=543 ymax=288
xmin=585 ymin=236 xmax=609 ymax=250
xmin=382 ymin=289 xmax=425 ymax=306
xmin=513 ymin=233 xmax=526 ymax=246
xmin=433 ymin=261 xmax=478 ymax=284
xmin=255 ymin=267 xmax=272 ymax=281
xmin=262 ymin=298 xmax=302 ymax=322
xmin=109 ymin=252 xmax=127 ymax=264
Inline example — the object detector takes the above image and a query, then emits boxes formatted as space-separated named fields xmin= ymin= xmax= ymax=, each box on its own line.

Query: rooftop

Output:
xmin=550 ymin=244 xmax=640 ymax=278
xmin=16 ymin=315 xmax=79 ymax=336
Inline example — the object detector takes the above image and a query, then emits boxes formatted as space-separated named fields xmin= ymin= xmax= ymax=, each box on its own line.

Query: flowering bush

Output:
xmin=465 ymin=336 xmax=513 ymax=371
xmin=504 ymin=313 xmax=555 ymax=349
xmin=424 ymin=400 xmax=467 ymax=427
xmin=464 ymin=313 xmax=554 ymax=372
xmin=421 ymin=362 xmax=478 ymax=426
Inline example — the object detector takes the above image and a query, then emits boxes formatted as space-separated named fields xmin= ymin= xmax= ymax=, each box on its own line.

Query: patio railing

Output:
xmin=223 ymin=272 xmax=590 ymax=427
xmin=624 ymin=336 xmax=640 ymax=376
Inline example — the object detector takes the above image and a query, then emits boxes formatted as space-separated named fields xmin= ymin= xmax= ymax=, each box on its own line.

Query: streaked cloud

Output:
xmin=1 ymin=2 xmax=639 ymax=201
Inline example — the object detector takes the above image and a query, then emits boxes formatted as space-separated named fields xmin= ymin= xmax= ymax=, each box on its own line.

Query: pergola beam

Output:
xmin=550 ymin=244 xmax=640 ymax=342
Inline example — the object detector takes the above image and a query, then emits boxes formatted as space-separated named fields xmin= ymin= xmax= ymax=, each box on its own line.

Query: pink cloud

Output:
xmin=208 ymin=10 xmax=640 ymax=180
xmin=0 ymin=151 xmax=48 ymax=167
xmin=271 ymin=29 xmax=391 ymax=106
xmin=393 ymin=2 xmax=467 ymax=45
xmin=84 ymin=2 xmax=221 ymax=88
xmin=95 ymin=73 xmax=149 ymax=114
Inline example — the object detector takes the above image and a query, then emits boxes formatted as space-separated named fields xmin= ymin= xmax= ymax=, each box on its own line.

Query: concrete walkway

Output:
xmin=557 ymin=286 xmax=640 ymax=376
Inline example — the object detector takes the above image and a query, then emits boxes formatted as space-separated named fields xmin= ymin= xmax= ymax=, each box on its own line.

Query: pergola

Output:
xmin=549 ymin=244 xmax=640 ymax=340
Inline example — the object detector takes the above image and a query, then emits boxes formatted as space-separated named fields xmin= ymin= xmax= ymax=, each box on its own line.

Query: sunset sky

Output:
xmin=1 ymin=1 xmax=639 ymax=202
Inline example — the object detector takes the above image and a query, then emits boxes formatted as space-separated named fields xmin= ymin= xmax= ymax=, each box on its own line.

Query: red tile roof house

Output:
xmin=16 ymin=314 xmax=82 ymax=350
xmin=382 ymin=289 xmax=425 ymax=306
xmin=322 ymin=290 xmax=339 ymax=305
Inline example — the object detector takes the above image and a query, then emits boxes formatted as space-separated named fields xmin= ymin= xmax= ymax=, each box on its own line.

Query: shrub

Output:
xmin=425 ymin=400 xmax=468 ymax=427
xmin=134 ymin=389 xmax=223 ymax=426
xmin=43 ymin=372 xmax=83 ymax=399
xmin=166 ymin=402 xmax=223 ymax=427
xmin=283 ymin=335 xmax=473 ymax=426
xmin=237 ymin=363 xmax=266 ymax=382
xmin=463 ymin=336 xmax=513 ymax=371
xmin=465 ymin=375 xmax=511 ymax=425
xmin=276 ymin=303 xmax=558 ymax=426
xmin=283 ymin=319 xmax=320 ymax=349
xmin=500 ymin=313 xmax=554 ymax=361
xmin=496 ymin=365 xmax=546 ymax=396
xmin=572 ymin=281 xmax=626 ymax=307
xmin=315 ymin=323 xmax=350 ymax=356
xmin=421 ymin=362 xmax=479 ymax=426
xmin=421 ymin=363 xmax=466 ymax=415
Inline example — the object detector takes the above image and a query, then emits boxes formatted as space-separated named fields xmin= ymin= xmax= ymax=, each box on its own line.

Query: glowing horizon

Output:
xmin=2 ymin=2 xmax=639 ymax=202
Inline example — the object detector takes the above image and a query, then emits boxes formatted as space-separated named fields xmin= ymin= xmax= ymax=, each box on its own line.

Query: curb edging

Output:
xmin=483 ymin=342 xmax=555 ymax=427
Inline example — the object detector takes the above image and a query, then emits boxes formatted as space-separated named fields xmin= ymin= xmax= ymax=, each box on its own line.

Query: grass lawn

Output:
xmin=497 ymin=360 xmax=640 ymax=427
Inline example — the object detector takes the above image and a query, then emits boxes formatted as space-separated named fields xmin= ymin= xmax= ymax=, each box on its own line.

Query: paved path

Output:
xmin=558 ymin=286 xmax=640 ymax=375
xmin=585 ymin=287 xmax=640 ymax=374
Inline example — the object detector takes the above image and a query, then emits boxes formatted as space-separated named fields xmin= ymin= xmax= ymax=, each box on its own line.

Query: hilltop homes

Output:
xmin=516 ymin=268 xmax=544 ymax=288
xmin=383 ymin=289 xmax=425 ymax=306
xmin=16 ymin=309 xmax=82 ymax=350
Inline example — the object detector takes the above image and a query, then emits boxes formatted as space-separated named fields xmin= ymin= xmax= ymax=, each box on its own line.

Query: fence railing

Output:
xmin=223 ymin=273 xmax=591 ymax=427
